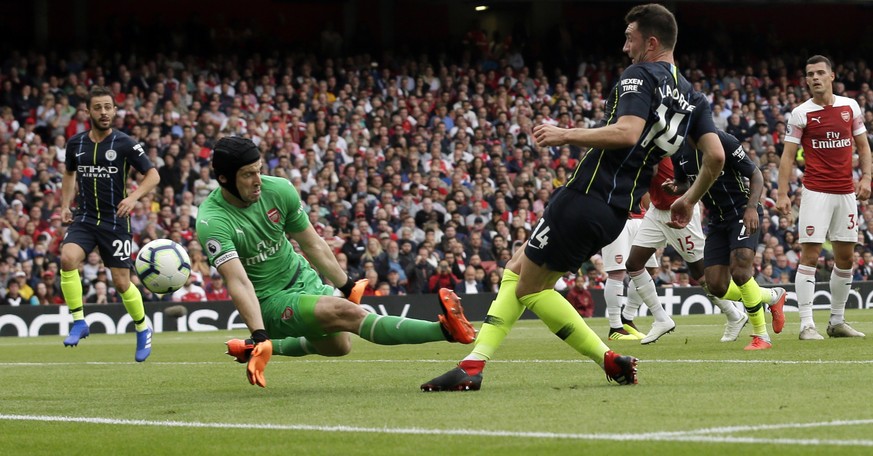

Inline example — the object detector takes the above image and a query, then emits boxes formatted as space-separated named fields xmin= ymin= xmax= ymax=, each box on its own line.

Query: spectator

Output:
xmin=205 ymin=274 xmax=230 ymax=301
xmin=455 ymin=265 xmax=484 ymax=294
xmin=172 ymin=275 xmax=207 ymax=302
xmin=565 ymin=275 xmax=595 ymax=318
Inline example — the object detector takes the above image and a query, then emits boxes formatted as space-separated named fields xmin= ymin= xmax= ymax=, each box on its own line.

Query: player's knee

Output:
xmin=729 ymin=270 xmax=753 ymax=286
xmin=707 ymin=282 xmax=729 ymax=298
xmin=318 ymin=336 xmax=352 ymax=357
xmin=316 ymin=297 xmax=368 ymax=332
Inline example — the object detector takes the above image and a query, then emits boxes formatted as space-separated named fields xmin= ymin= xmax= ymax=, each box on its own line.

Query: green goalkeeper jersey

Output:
xmin=196 ymin=175 xmax=311 ymax=300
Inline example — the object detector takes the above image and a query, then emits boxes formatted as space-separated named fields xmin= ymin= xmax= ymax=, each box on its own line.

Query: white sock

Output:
xmin=605 ymin=277 xmax=624 ymax=329
xmin=710 ymin=295 xmax=742 ymax=321
xmin=829 ymin=266 xmax=853 ymax=326
xmin=796 ymin=264 xmax=817 ymax=328
xmin=629 ymin=269 xmax=670 ymax=322
xmin=623 ymin=283 xmax=643 ymax=321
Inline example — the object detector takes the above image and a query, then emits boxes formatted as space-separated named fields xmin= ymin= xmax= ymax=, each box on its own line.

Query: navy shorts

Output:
xmin=525 ymin=187 xmax=627 ymax=273
xmin=63 ymin=223 xmax=133 ymax=269
xmin=703 ymin=209 xmax=762 ymax=267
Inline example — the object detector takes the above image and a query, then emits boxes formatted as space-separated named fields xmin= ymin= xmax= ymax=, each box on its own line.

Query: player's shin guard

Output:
xmin=738 ymin=278 xmax=767 ymax=338
xmin=357 ymin=313 xmax=445 ymax=344
xmin=120 ymin=284 xmax=148 ymax=332
xmin=796 ymin=265 xmax=817 ymax=328
xmin=519 ymin=289 xmax=609 ymax=366
xmin=828 ymin=266 xmax=852 ymax=326
xmin=274 ymin=337 xmax=317 ymax=356
xmin=61 ymin=269 xmax=85 ymax=321
xmin=468 ymin=270 xmax=524 ymax=362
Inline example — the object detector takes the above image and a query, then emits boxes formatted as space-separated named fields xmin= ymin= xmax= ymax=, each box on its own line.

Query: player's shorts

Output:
xmin=261 ymin=264 xmax=338 ymax=340
xmin=525 ymin=187 xmax=627 ymax=273
xmin=633 ymin=204 xmax=705 ymax=263
xmin=797 ymin=189 xmax=858 ymax=243
xmin=62 ymin=222 xmax=133 ymax=269
xmin=703 ymin=209 xmax=762 ymax=267
xmin=601 ymin=218 xmax=658 ymax=271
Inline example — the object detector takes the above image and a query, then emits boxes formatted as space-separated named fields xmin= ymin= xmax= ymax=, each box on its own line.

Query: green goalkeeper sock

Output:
xmin=61 ymin=269 xmax=84 ymax=321
xmin=519 ymin=289 xmax=609 ymax=367
xmin=358 ymin=313 xmax=445 ymax=344
xmin=273 ymin=337 xmax=317 ymax=356
xmin=120 ymin=284 xmax=148 ymax=332
xmin=468 ymin=270 xmax=525 ymax=362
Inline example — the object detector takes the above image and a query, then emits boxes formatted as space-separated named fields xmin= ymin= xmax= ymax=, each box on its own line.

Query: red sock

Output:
xmin=459 ymin=360 xmax=485 ymax=376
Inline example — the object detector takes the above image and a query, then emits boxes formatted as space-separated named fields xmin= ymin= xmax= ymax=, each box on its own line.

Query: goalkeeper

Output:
xmin=196 ymin=137 xmax=475 ymax=388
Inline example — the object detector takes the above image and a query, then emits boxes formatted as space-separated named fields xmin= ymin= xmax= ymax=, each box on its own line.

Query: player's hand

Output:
xmin=661 ymin=179 xmax=680 ymax=196
xmin=532 ymin=124 xmax=566 ymax=147
xmin=743 ymin=207 xmax=759 ymax=234
xmin=116 ymin=196 xmax=137 ymax=218
xmin=246 ymin=339 xmax=272 ymax=388
xmin=60 ymin=207 xmax=73 ymax=225
xmin=347 ymin=279 xmax=368 ymax=305
xmin=775 ymin=194 xmax=792 ymax=219
xmin=856 ymin=177 xmax=871 ymax=202
xmin=667 ymin=196 xmax=693 ymax=229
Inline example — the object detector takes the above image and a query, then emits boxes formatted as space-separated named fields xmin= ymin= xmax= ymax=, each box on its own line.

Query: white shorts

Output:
xmin=602 ymin=218 xmax=658 ymax=271
xmin=798 ymin=189 xmax=858 ymax=243
xmin=633 ymin=204 xmax=705 ymax=263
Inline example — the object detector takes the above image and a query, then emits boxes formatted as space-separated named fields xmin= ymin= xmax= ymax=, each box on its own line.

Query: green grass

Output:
xmin=2 ymin=311 xmax=873 ymax=455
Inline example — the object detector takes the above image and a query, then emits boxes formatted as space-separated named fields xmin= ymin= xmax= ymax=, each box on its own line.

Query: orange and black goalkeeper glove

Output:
xmin=246 ymin=330 xmax=272 ymax=388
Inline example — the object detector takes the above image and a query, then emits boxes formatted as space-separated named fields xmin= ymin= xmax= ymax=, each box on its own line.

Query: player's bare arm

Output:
xmin=217 ymin=258 xmax=266 ymax=332
xmin=776 ymin=141 xmax=799 ymax=217
xmin=855 ymin=132 xmax=872 ymax=201
xmin=60 ymin=169 xmax=77 ymax=224
xmin=668 ymin=132 xmax=725 ymax=228
xmin=532 ymin=115 xmax=646 ymax=149
xmin=117 ymin=168 xmax=160 ymax=218
xmin=744 ymin=167 xmax=765 ymax=234
xmin=290 ymin=224 xmax=350 ymax=288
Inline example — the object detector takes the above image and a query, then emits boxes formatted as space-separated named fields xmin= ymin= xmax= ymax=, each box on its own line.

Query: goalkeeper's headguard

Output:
xmin=211 ymin=136 xmax=261 ymax=200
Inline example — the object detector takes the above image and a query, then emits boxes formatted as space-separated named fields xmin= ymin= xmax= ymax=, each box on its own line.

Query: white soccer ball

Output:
xmin=135 ymin=239 xmax=192 ymax=294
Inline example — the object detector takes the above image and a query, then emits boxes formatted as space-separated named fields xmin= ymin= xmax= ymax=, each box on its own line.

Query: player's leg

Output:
xmin=729 ymin=247 xmax=772 ymax=350
xmin=825 ymin=193 xmax=864 ymax=337
xmin=421 ymin=249 xmax=526 ymax=391
xmin=795 ymin=189 xmax=830 ymax=339
xmin=100 ymin=232 xmax=152 ymax=361
xmin=601 ymin=224 xmax=636 ymax=340
xmin=59 ymin=225 xmax=92 ymax=347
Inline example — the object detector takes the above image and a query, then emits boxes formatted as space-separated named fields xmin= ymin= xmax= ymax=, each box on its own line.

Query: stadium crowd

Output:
xmin=1 ymin=41 xmax=873 ymax=305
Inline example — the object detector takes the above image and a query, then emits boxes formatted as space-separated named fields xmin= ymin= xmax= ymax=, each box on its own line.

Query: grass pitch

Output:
xmin=1 ymin=311 xmax=872 ymax=455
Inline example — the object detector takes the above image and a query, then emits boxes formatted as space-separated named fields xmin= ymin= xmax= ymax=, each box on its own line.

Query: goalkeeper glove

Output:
xmin=338 ymin=277 xmax=368 ymax=304
xmin=246 ymin=329 xmax=272 ymax=388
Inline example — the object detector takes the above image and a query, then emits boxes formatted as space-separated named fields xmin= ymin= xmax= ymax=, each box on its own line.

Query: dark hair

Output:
xmin=625 ymin=3 xmax=678 ymax=51
xmin=806 ymin=55 xmax=833 ymax=72
xmin=87 ymin=86 xmax=114 ymax=109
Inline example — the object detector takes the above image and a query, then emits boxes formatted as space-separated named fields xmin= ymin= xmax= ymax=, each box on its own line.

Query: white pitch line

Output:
xmin=2 ymin=358 xmax=873 ymax=367
xmin=0 ymin=414 xmax=872 ymax=447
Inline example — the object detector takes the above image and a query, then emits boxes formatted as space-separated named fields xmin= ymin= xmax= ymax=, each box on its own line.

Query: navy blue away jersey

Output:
xmin=673 ymin=130 xmax=759 ymax=223
xmin=65 ymin=130 xmax=154 ymax=232
xmin=566 ymin=62 xmax=715 ymax=213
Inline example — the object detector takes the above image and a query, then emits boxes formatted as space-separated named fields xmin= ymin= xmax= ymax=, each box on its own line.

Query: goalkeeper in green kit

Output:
xmin=196 ymin=137 xmax=476 ymax=387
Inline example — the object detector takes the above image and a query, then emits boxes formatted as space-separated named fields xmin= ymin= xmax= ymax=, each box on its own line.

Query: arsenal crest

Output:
xmin=281 ymin=306 xmax=294 ymax=320
xmin=267 ymin=208 xmax=280 ymax=223
xmin=841 ymin=111 xmax=850 ymax=122
xmin=806 ymin=226 xmax=815 ymax=236
xmin=615 ymin=254 xmax=623 ymax=264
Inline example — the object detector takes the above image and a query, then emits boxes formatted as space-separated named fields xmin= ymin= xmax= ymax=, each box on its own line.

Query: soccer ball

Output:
xmin=135 ymin=239 xmax=192 ymax=294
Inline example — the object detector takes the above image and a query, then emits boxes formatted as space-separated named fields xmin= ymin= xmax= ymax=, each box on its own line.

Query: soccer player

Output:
xmin=420 ymin=3 xmax=725 ymax=391
xmin=622 ymin=153 xmax=785 ymax=344
xmin=776 ymin=55 xmax=872 ymax=340
xmin=60 ymin=86 xmax=160 ymax=362
xmin=600 ymin=204 xmax=657 ymax=341
xmin=663 ymin=130 xmax=785 ymax=350
xmin=196 ymin=137 xmax=476 ymax=388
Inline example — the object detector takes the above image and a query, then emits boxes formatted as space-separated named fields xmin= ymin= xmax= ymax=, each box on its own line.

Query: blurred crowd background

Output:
xmin=2 ymin=0 xmax=872 ymax=306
